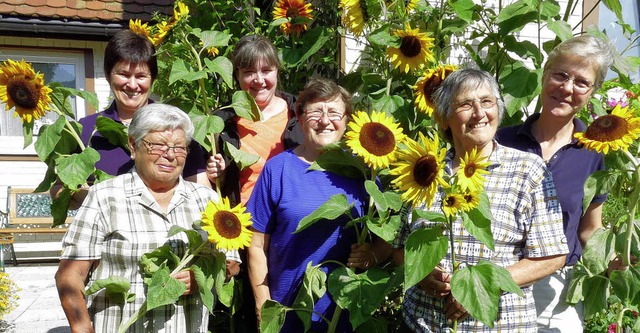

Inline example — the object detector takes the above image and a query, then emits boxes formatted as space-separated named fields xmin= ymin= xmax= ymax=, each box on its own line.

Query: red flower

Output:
xmin=608 ymin=323 xmax=617 ymax=333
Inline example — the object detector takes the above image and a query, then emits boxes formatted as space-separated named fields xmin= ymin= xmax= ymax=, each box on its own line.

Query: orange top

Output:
xmin=236 ymin=109 xmax=289 ymax=203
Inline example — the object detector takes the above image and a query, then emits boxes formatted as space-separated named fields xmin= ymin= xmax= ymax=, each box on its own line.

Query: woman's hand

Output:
xmin=347 ymin=243 xmax=378 ymax=270
xmin=206 ymin=153 xmax=226 ymax=182
xmin=445 ymin=294 xmax=470 ymax=322
xmin=171 ymin=270 xmax=197 ymax=295
xmin=226 ymin=260 xmax=241 ymax=280
xmin=417 ymin=266 xmax=452 ymax=298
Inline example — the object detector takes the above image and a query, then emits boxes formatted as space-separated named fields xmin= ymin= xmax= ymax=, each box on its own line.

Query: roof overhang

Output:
xmin=0 ymin=16 xmax=126 ymax=41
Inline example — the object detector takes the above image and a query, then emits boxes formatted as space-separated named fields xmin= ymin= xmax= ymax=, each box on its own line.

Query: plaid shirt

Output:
xmin=61 ymin=169 xmax=240 ymax=333
xmin=394 ymin=143 xmax=569 ymax=333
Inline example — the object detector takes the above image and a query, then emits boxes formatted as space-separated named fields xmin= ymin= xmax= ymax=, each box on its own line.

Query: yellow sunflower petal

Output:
xmin=0 ymin=59 xmax=52 ymax=124
xmin=129 ymin=19 xmax=152 ymax=38
xmin=386 ymin=23 xmax=435 ymax=73
xmin=575 ymin=104 xmax=640 ymax=154
xmin=173 ymin=2 xmax=189 ymax=22
xmin=339 ymin=0 xmax=366 ymax=36
xmin=414 ymin=65 xmax=457 ymax=116
xmin=345 ymin=110 xmax=407 ymax=170
xmin=455 ymin=147 xmax=490 ymax=192
xmin=390 ymin=132 xmax=448 ymax=206
xmin=200 ymin=197 xmax=254 ymax=251
xmin=273 ymin=0 xmax=314 ymax=36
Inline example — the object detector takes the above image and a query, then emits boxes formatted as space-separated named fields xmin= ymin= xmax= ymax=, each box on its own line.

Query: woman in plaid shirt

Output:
xmin=392 ymin=69 xmax=569 ymax=332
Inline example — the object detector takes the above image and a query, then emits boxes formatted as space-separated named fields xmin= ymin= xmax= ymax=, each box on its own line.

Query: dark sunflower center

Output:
xmin=423 ymin=75 xmax=443 ymax=104
xmin=361 ymin=0 xmax=369 ymax=20
xmin=359 ymin=122 xmax=396 ymax=156
xmin=8 ymin=78 xmax=39 ymax=109
xmin=463 ymin=194 xmax=473 ymax=203
xmin=287 ymin=7 xmax=300 ymax=18
xmin=213 ymin=211 xmax=242 ymax=239
xmin=585 ymin=115 xmax=628 ymax=141
xmin=400 ymin=36 xmax=422 ymax=58
xmin=413 ymin=155 xmax=438 ymax=187
xmin=445 ymin=195 xmax=457 ymax=207
xmin=464 ymin=164 xmax=477 ymax=178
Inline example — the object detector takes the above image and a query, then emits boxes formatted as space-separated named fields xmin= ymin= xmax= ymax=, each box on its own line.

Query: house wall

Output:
xmin=0 ymin=36 xmax=111 ymax=209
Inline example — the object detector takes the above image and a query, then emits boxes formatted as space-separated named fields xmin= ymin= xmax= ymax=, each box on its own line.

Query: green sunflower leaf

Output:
xmin=295 ymin=194 xmax=352 ymax=233
xmin=404 ymin=225 xmax=448 ymax=290
xmin=260 ymin=300 xmax=289 ymax=333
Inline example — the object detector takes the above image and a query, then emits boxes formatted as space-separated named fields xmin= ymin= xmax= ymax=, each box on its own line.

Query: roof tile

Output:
xmin=47 ymin=0 xmax=66 ymax=8
xmin=0 ymin=0 xmax=174 ymax=23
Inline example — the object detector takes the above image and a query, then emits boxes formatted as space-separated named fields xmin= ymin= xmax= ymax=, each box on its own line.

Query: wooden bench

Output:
xmin=0 ymin=187 xmax=76 ymax=270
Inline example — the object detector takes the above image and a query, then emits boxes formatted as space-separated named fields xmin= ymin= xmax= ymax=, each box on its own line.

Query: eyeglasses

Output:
xmin=548 ymin=70 xmax=594 ymax=95
xmin=453 ymin=98 xmax=497 ymax=113
xmin=141 ymin=139 xmax=189 ymax=157
xmin=304 ymin=109 xmax=346 ymax=122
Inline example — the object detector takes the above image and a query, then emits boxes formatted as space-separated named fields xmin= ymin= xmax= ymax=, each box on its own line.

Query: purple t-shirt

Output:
xmin=496 ymin=113 xmax=606 ymax=265
xmin=247 ymin=149 xmax=368 ymax=332
xmin=79 ymin=101 xmax=207 ymax=179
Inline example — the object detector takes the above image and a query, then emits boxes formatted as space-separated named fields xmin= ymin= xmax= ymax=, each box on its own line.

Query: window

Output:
xmin=0 ymin=49 xmax=86 ymax=154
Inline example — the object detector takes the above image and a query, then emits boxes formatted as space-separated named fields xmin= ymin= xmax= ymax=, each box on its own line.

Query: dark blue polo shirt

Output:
xmin=79 ymin=100 xmax=207 ymax=179
xmin=496 ymin=113 xmax=606 ymax=266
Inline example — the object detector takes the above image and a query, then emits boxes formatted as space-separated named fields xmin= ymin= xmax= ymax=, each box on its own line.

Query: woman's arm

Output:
xmin=247 ymin=229 xmax=271 ymax=324
xmin=578 ymin=202 xmax=604 ymax=248
xmin=506 ymin=254 xmax=566 ymax=287
xmin=55 ymin=259 xmax=96 ymax=333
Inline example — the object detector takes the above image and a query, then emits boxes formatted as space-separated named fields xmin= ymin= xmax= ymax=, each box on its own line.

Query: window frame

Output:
xmin=0 ymin=48 xmax=87 ymax=155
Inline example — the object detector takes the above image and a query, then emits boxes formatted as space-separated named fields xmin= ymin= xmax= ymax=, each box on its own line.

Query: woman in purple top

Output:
xmin=51 ymin=30 xmax=210 ymax=209
xmin=247 ymin=78 xmax=366 ymax=332
xmin=496 ymin=34 xmax=615 ymax=331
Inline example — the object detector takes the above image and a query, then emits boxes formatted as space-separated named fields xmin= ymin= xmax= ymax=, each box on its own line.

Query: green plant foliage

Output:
xmin=328 ymin=266 xmax=396 ymax=329
xmin=450 ymin=260 xmax=523 ymax=327
xmin=293 ymin=262 xmax=327 ymax=332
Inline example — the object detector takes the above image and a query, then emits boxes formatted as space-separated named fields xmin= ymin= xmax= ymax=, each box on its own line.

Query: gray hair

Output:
xmin=432 ymin=68 xmax=505 ymax=142
xmin=128 ymin=103 xmax=194 ymax=146
xmin=544 ymin=34 xmax=614 ymax=91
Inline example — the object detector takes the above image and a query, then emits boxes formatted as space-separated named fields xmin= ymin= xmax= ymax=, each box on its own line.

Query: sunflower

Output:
xmin=386 ymin=0 xmax=419 ymax=12
xmin=405 ymin=0 xmax=420 ymax=11
xmin=455 ymin=147 xmax=490 ymax=192
xmin=461 ymin=190 xmax=482 ymax=212
xmin=345 ymin=110 xmax=406 ymax=170
xmin=386 ymin=23 xmax=435 ymax=73
xmin=414 ymin=65 xmax=457 ymax=116
xmin=442 ymin=191 xmax=465 ymax=218
xmin=0 ymin=59 xmax=52 ymax=124
xmin=150 ymin=21 xmax=171 ymax=47
xmin=207 ymin=47 xmax=220 ymax=57
xmin=272 ymin=0 xmax=314 ymax=36
xmin=339 ymin=0 xmax=366 ymax=36
xmin=574 ymin=104 xmax=640 ymax=154
xmin=129 ymin=19 xmax=152 ymax=39
xmin=201 ymin=197 xmax=253 ymax=251
xmin=390 ymin=132 xmax=448 ymax=206
xmin=173 ymin=2 xmax=189 ymax=22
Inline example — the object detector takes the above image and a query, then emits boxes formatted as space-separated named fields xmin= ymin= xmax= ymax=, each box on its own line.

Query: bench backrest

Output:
xmin=7 ymin=187 xmax=77 ymax=226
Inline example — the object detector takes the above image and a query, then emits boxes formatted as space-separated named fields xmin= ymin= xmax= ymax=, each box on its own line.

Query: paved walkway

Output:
xmin=2 ymin=263 xmax=70 ymax=333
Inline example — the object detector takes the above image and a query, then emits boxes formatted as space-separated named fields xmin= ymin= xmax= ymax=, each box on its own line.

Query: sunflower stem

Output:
xmin=207 ymin=132 xmax=222 ymax=197
xmin=621 ymin=156 xmax=640 ymax=268
xmin=172 ymin=241 xmax=208 ymax=275
xmin=447 ymin=214 xmax=459 ymax=333
xmin=50 ymin=103 xmax=87 ymax=150
xmin=359 ymin=168 xmax=379 ymax=245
